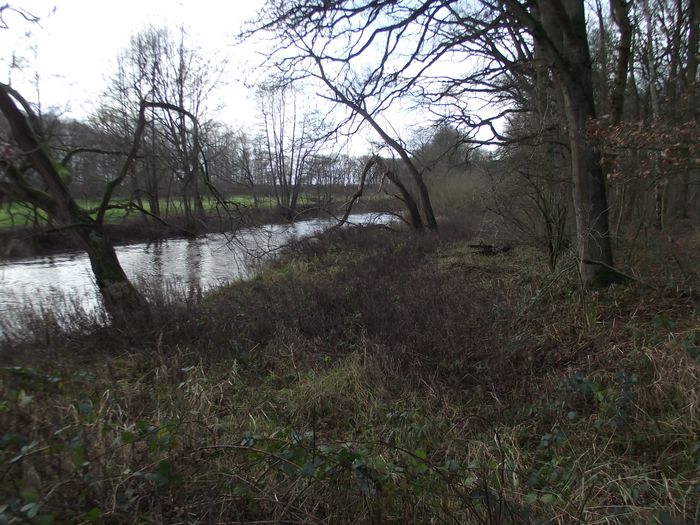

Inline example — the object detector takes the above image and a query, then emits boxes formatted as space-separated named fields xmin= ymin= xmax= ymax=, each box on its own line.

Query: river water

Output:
xmin=0 ymin=213 xmax=392 ymax=326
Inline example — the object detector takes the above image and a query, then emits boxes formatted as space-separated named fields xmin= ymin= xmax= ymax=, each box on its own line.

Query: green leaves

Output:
xmin=145 ymin=460 xmax=183 ymax=488
xmin=120 ymin=431 xmax=137 ymax=444
xmin=84 ymin=507 xmax=102 ymax=523
xmin=525 ymin=492 xmax=557 ymax=505
xmin=17 ymin=390 xmax=33 ymax=407
xmin=19 ymin=502 xmax=40 ymax=520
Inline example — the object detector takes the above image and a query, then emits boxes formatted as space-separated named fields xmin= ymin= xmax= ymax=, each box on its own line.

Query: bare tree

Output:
xmin=247 ymin=2 xmax=441 ymax=229
xmin=257 ymin=80 xmax=329 ymax=219
xmin=97 ymin=25 xmax=225 ymax=231
xmin=232 ymin=131 xmax=260 ymax=206
xmin=251 ymin=0 xmax=626 ymax=285
xmin=0 ymin=83 xmax=205 ymax=319
xmin=0 ymin=4 xmax=39 ymax=30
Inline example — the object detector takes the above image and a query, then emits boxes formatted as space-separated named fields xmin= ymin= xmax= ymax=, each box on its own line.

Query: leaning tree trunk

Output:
xmin=372 ymin=156 xmax=424 ymax=230
xmin=0 ymin=83 xmax=150 ymax=321
xmin=314 ymin=64 xmax=438 ymax=230
xmin=384 ymin=170 xmax=424 ymax=230
xmin=76 ymin=225 xmax=150 ymax=319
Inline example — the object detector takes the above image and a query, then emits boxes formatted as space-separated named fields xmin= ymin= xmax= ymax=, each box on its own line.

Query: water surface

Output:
xmin=0 ymin=213 xmax=392 ymax=323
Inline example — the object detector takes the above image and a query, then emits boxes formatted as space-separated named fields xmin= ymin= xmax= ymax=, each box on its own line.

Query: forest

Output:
xmin=0 ymin=0 xmax=698 ymax=523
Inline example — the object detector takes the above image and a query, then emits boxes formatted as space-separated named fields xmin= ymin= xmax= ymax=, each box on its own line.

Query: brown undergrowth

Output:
xmin=0 ymin=221 xmax=698 ymax=523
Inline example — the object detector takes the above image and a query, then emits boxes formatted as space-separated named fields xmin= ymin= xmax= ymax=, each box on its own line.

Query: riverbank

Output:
xmin=1 ymin=222 xmax=698 ymax=523
xmin=0 ymin=197 xmax=398 ymax=260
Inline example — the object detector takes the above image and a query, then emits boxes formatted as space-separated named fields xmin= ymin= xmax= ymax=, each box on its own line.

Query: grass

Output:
xmin=1 ymin=191 xmax=396 ymax=258
xmin=0 ymin=219 xmax=698 ymax=523
xmin=0 ymin=193 xmax=337 ymax=228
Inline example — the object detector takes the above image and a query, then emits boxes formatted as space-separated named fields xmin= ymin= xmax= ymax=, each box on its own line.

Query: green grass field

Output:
xmin=0 ymin=194 xmax=330 ymax=228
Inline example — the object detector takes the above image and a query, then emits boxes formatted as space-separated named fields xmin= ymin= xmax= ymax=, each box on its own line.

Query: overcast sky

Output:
xmin=0 ymin=0 xmax=266 ymax=127
xmin=1 ymin=0 xmax=467 ymax=156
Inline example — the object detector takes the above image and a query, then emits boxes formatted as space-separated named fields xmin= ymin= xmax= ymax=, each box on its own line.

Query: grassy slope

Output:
xmin=0 ymin=222 xmax=698 ymax=524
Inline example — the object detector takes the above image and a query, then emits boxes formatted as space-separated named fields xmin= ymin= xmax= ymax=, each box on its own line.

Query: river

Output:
xmin=0 ymin=213 xmax=393 ymax=329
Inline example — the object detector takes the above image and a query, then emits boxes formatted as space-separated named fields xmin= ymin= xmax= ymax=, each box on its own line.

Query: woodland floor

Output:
xmin=0 ymin=218 xmax=698 ymax=524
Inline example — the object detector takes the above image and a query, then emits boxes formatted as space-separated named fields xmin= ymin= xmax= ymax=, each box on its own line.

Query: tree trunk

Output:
xmin=192 ymin=172 xmax=206 ymax=221
xmin=609 ymin=0 xmax=632 ymax=124
xmin=374 ymin=156 xmax=424 ymax=230
xmin=0 ymin=83 xmax=149 ymax=320
xmin=77 ymin=226 xmax=150 ymax=319
xmin=516 ymin=0 xmax=619 ymax=286
xmin=559 ymin=0 xmax=618 ymax=286
xmin=679 ymin=0 xmax=699 ymax=217
xmin=561 ymin=86 xmax=617 ymax=285
xmin=314 ymin=62 xmax=437 ymax=230
xmin=386 ymin=171 xmax=424 ymax=230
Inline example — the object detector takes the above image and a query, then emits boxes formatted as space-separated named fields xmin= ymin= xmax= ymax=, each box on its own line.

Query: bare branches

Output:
xmin=0 ymin=158 xmax=56 ymax=214
xmin=96 ymin=100 xmax=203 ymax=224
xmin=250 ymin=0 xmax=544 ymax=156
xmin=333 ymin=153 xmax=377 ymax=229
xmin=0 ymin=79 xmax=206 ymax=228
xmin=61 ymin=147 xmax=134 ymax=167
xmin=0 ymin=3 xmax=40 ymax=30
xmin=0 ymin=82 xmax=45 ymax=138
xmin=0 ymin=82 xmax=78 ymax=223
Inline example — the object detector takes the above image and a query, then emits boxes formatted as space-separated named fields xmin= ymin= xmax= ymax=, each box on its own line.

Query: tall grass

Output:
xmin=1 ymin=224 xmax=698 ymax=523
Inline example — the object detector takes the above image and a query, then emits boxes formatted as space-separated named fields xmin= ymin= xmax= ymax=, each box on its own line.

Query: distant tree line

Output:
xmin=1 ymin=26 xmax=374 ymax=233
xmin=16 ymin=109 xmax=367 ymax=219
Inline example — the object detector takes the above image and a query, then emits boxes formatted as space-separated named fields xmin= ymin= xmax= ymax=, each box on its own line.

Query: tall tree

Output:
xmin=252 ymin=0 xmax=624 ymax=284
xmin=0 ymin=83 xmax=148 ymax=317
xmin=257 ymin=81 xmax=328 ymax=218
xmin=249 ymin=1 xmax=440 ymax=229
xmin=97 ymin=25 xmax=225 ymax=231
xmin=501 ymin=0 xmax=619 ymax=284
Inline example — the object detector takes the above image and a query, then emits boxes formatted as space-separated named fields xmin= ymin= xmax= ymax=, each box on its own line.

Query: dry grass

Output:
xmin=1 ymin=222 xmax=698 ymax=524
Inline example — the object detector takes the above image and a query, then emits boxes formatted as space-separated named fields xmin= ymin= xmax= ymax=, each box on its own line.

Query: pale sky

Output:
xmin=0 ymin=0 xmax=266 ymax=127
xmin=0 ymin=1 xmax=491 ymax=154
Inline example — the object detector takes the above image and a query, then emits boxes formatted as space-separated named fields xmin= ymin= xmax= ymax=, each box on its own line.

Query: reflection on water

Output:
xmin=0 ymin=213 xmax=392 ymax=321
